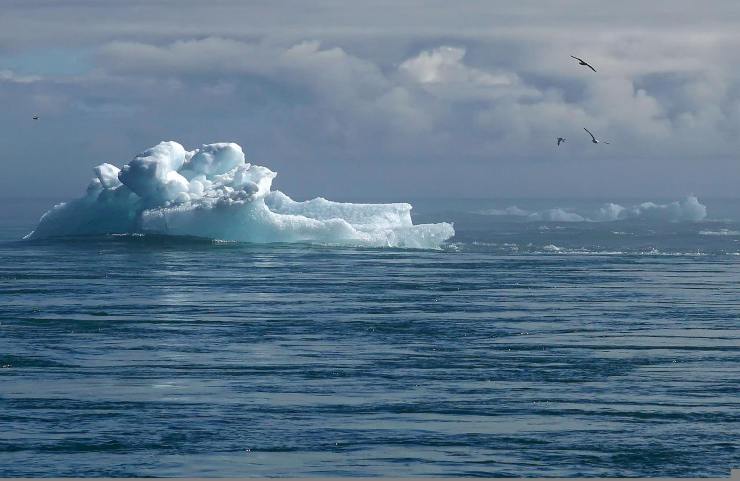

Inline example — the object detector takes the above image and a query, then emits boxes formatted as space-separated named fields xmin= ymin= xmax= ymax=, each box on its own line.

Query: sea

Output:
xmin=1 ymin=196 xmax=738 ymax=477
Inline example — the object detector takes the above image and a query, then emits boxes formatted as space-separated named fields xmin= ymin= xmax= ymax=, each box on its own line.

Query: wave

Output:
xmin=457 ymin=242 xmax=722 ymax=256
xmin=26 ymin=141 xmax=454 ymax=249
xmin=533 ymin=245 xmax=707 ymax=256
xmin=477 ymin=196 xmax=707 ymax=223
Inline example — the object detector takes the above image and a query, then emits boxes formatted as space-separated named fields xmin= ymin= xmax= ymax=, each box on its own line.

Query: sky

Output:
xmin=2 ymin=0 xmax=740 ymax=200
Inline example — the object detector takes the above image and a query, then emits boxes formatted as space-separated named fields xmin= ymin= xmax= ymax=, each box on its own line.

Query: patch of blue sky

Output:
xmin=1 ymin=47 xmax=92 ymax=76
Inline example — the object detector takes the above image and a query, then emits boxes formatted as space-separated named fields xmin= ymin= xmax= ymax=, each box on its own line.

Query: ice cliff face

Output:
xmin=26 ymin=141 xmax=454 ymax=249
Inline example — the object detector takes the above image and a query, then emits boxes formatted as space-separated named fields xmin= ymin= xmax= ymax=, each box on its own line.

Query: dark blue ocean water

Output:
xmin=1 ymin=197 xmax=739 ymax=477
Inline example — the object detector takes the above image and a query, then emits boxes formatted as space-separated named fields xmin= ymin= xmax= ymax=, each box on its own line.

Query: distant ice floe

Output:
xmin=26 ymin=141 xmax=454 ymax=248
xmin=698 ymin=229 xmax=740 ymax=236
xmin=478 ymin=196 xmax=707 ymax=223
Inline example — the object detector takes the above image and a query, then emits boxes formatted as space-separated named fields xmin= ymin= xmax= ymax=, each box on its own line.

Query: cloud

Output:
xmin=397 ymin=46 xmax=540 ymax=105
xmin=0 ymin=69 xmax=42 ymax=83
xmin=3 ymin=2 xmax=740 ymax=199
xmin=400 ymin=46 xmax=512 ymax=86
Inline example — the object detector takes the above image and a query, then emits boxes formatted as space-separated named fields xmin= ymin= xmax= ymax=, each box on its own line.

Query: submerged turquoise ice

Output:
xmin=1 ymin=197 xmax=739 ymax=477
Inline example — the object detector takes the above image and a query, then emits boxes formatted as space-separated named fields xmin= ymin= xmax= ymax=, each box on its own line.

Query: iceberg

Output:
xmin=477 ymin=196 xmax=707 ymax=223
xmin=26 ymin=141 xmax=454 ymax=249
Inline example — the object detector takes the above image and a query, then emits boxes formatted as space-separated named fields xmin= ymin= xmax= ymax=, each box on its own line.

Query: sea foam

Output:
xmin=26 ymin=141 xmax=455 ymax=248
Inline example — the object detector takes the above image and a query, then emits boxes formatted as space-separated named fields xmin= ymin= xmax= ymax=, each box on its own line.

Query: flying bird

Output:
xmin=570 ymin=55 xmax=597 ymax=72
xmin=584 ymin=128 xmax=609 ymax=144
xmin=32 ymin=114 xmax=39 ymax=120
xmin=557 ymin=137 xmax=566 ymax=146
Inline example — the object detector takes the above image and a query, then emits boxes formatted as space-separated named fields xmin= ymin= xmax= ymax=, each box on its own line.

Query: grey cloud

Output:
xmin=0 ymin=70 xmax=43 ymax=83
xmin=2 ymin=1 xmax=740 ymax=200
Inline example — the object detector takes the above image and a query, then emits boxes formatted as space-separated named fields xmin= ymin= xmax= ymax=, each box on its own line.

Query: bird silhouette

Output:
xmin=584 ymin=128 xmax=609 ymax=144
xmin=571 ymin=55 xmax=597 ymax=72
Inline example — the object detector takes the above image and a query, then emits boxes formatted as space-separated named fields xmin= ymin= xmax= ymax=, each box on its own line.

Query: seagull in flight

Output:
xmin=557 ymin=137 xmax=566 ymax=146
xmin=571 ymin=55 xmax=597 ymax=72
xmin=32 ymin=114 xmax=39 ymax=120
xmin=584 ymin=128 xmax=609 ymax=144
